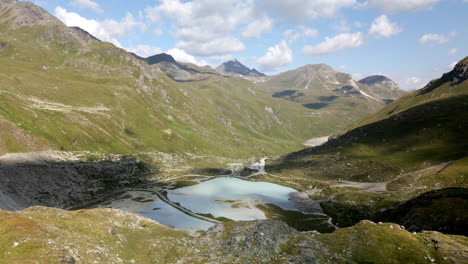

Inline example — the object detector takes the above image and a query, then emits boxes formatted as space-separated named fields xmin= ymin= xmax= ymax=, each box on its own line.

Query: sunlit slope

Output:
xmin=269 ymin=57 xmax=468 ymax=185
xmin=0 ymin=1 xmax=336 ymax=158
xmin=1 ymin=207 xmax=466 ymax=264
xmin=257 ymin=64 xmax=402 ymax=132
xmin=345 ymin=57 xmax=468 ymax=131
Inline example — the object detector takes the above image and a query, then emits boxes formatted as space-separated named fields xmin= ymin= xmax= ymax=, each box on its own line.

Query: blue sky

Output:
xmin=33 ymin=0 xmax=467 ymax=90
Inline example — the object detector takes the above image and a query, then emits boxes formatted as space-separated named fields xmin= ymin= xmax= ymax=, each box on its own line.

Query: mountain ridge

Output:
xmin=267 ymin=57 xmax=468 ymax=234
xmin=216 ymin=59 xmax=266 ymax=77
xmin=0 ymin=0 xmax=344 ymax=159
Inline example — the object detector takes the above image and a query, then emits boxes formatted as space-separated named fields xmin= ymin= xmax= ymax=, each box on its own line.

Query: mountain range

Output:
xmin=216 ymin=59 xmax=266 ymax=77
xmin=0 ymin=1 xmax=466 ymax=263
xmin=0 ymin=0 xmax=406 ymax=160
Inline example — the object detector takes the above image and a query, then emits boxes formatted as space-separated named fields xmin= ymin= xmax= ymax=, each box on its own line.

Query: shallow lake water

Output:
xmin=95 ymin=176 xmax=336 ymax=232
xmin=168 ymin=177 xmax=302 ymax=221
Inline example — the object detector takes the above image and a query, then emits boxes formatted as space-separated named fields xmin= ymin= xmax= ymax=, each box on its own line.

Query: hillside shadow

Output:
xmin=0 ymin=158 xmax=156 ymax=210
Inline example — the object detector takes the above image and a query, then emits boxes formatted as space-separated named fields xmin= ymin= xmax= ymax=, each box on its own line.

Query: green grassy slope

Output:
xmin=0 ymin=7 xmax=343 ymax=159
xmin=269 ymin=57 xmax=468 ymax=180
xmin=256 ymin=64 xmax=395 ymax=133
xmin=1 ymin=207 xmax=466 ymax=264
xmin=264 ymin=58 xmax=468 ymax=231
xmin=346 ymin=56 xmax=468 ymax=131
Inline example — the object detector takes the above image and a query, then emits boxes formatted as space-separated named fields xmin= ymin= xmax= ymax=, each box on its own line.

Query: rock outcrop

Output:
xmin=216 ymin=59 xmax=266 ymax=77
xmin=0 ymin=153 xmax=150 ymax=210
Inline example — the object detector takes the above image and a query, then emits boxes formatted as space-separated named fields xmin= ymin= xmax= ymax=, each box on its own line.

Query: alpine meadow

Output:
xmin=0 ymin=0 xmax=467 ymax=263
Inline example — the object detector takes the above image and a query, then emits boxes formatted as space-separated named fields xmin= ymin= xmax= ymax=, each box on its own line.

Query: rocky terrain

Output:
xmin=1 ymin=0 xmax=336 ymax=159
xmin=0 ymin=207 xmax=466 ymax=264
xmin=0 ymin=151 xmax=150 ymax=210
xmin=357 ymin=75 xmax=405 ymax=103
xmin=216 ymin=59 xmax=266 ymax=77
xmin=0 ymin=1 xmax=466 ymax=263
xmin=265 ymin=57 xmax=468 ymax=236
xmin=130 ymin=52 xmax=219 ymax=82
xmin=258 ymin=64 xmax=406 ymax=132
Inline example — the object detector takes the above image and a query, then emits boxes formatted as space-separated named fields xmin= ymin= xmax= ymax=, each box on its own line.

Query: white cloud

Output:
xmin=419 ymin=32 xmax=456 ymax=45
xmin=145 ymin=0 xmax=251 ymax=57
xmin=128 ymin=45 xmax=162 ymax=58
xmin=403 ymin=76 xmax=427 ymax=90
xmin=242 ymin=16 xmax=273 ymax=39
xmin=303 ymin=28 xmax=319 ymax=38
xmin=283 ymin=27 xmax=318 ymax=43
xmin=365 ymin=0 xmax=439 ymax=13
xmin=448 ymin=61 xmax=458 ymax=69
xmin=127 ymin=46 xmax=209 ymax=66
xmin=177 ymin=37 xmax=245 ymax=57
xmin=351 ymin=73 xmax=364 ymax=80
xmin=257 ymin=40 xmax=292 ymax=72
xmin=334 ymin=19 xmax=351 ymax=32
xmin=407 ymin=76 xmax=422 ymax=85
xmin=152 ymin=28 xmax=163 ymax=36
xmin=209 ymin=54 xmax=235 ymax=62
xmin=257 ymin=0 xmax=357 ymax=22
xmin=448 ymin=48 xmax=458 ymax=55
xmin=302 ymin=32 xmax=364 ymax=56
xmin=167 ymin=48 xmax=209 ymax=66
xmin=369 ymin=15 xmax=401 ymax=38
xmin=70 ymin=0 xmax=103 ymax=13
xmin=55 ymin=6 xmax=144 ymax=47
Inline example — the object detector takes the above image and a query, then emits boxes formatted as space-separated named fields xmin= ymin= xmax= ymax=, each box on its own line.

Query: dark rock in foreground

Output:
xmin=0 ymin=155 xmax=150 ymax=210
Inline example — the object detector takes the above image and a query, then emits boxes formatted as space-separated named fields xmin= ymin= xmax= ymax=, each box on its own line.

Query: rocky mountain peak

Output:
xmin=69 ymin=27 xmax=101 ymax=42
xmin=449 ymin=57 xmax=468 ymax=85
xmin=301 ymin=64 xmax=336 ymax=73
xmin=358 ymin=75 xmax=391 ymax=86
xmin=0 ymin=0 xmax=62 ymax=28
xmin=358 ymin=75 xmax=401 ymax=92
xmin=356 ymin=75 xmax=405 ymax=101
xmin=419 ymin=57 xmax=468 ymax=95
xmin=216 ymin=60 xmax=266 ymax=77
xmin=144 ymin=53 xmax=177 ymax=65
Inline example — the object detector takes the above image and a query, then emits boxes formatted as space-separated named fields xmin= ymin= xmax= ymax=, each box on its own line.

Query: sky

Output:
xmin=32 ymin=0 xmax=468 ymax=90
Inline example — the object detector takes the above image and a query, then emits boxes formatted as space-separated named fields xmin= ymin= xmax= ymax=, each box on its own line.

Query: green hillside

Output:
xmin=1 ymin=207 xmax=466 ymax=264
xmin=266 ymin=58 xmax=468 ymax=231
xmin=256 ymin=64 xmax=405 ymax=134
xmin=0 ymin=2 xmax=343 ymax=160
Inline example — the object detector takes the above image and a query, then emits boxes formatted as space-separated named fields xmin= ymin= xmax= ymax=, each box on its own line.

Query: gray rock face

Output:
xmin=357 ymin=75 xmax=405 ymax=101
xmin=145 ymin=53 xmax=177 ymax=65
xmin=449 ymin=59 xmax=468 ymax=85
xmin=199 ymin=220 xmax=317 ymax=263
xmin=69 ymin=26 xmax=101 ymax=42
xmin=216 ymin=60 xmax=266 ymax=77
xmin=0 ymin=159 xmax=149 ymax=210
xmin=0 ymin=0 xmax=62 ymax=28
xmin=130 ymin=52 xmax=219 ymax=82
xmin=419 ymin=57 xmax=468 ymax=94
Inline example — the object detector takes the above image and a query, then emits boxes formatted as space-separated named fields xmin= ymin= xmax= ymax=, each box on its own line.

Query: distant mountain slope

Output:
xmin=145 ymin=53 xmax=177 ymax=64
xmin=258 ymin=64 xmax=406 ymax=133
xmin=347 ymin=58 xmax=467 ymax=130
xmin=0 ymin=0 xmax=61 ymax=28
xmin=129 ymin=52 xmax=219 ymax=82
xmin=357 ymin=75 xmax=405 ymax=103
xmin=270 ymin=56 xmax=468 ymax=180
xmin=0 ymin=0 xmax=347 ymax=159
xmin=216 ymin=59 xmax=265 ymax=77
xmin=264 ymin=64 xmax=405 ymax=103
xmin=266 ymin=57 xmax=468 ymax=233
xmin=69 ymin=26 xmax=101 ymax=42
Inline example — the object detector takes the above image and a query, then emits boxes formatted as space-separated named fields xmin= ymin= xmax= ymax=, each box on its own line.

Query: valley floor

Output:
xmin=0 ymin=151 xmax=467 ymax=263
